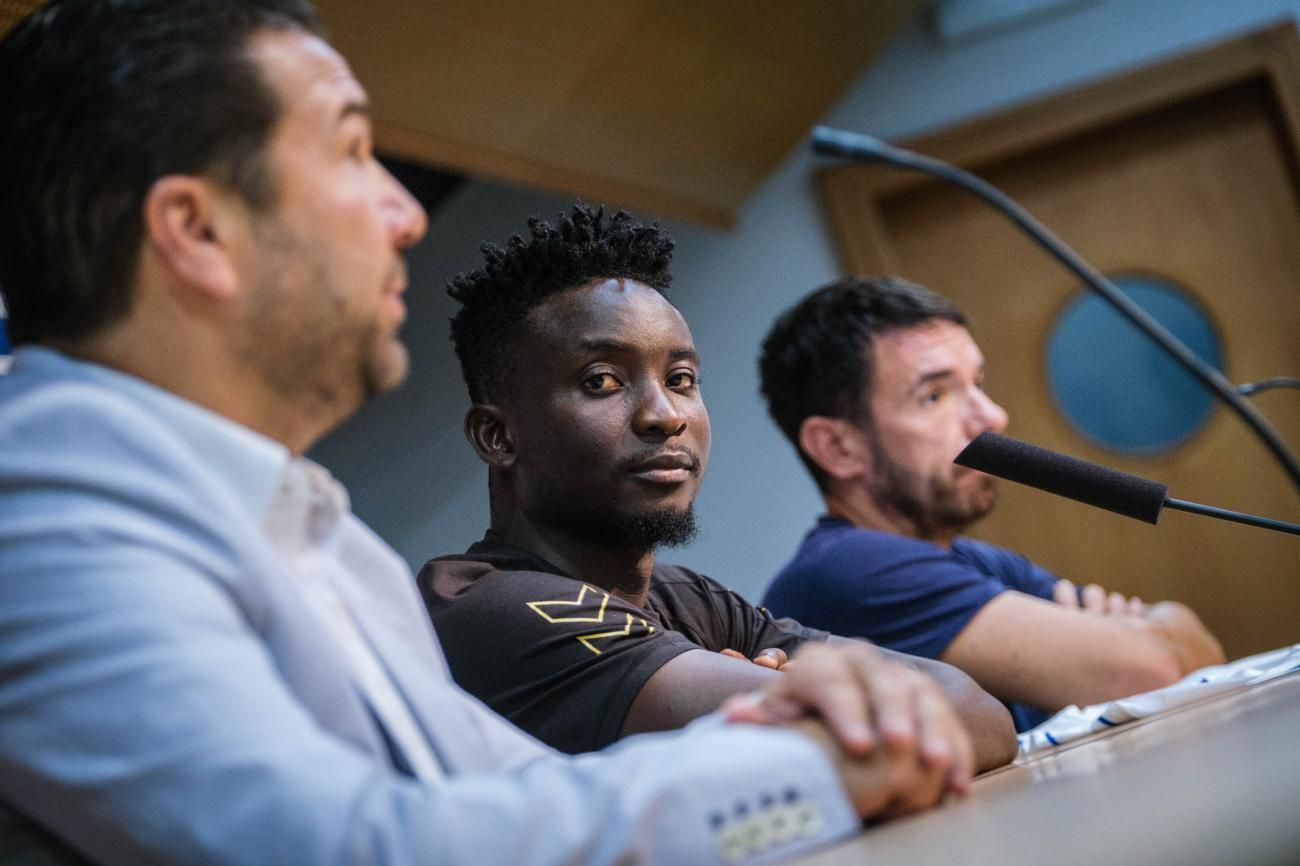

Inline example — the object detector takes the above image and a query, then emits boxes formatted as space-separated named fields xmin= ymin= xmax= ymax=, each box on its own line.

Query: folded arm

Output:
xmin=940 ymin=591 xmax=1225 ymax=713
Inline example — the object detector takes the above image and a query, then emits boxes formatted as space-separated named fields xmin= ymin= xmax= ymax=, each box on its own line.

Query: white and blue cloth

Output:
xmin=1018 ymin=644 xmax=1300 ymax=755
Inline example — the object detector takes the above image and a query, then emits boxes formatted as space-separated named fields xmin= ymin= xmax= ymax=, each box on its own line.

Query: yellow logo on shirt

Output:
xmin=527 ymin=584 xmax=656 ymax=655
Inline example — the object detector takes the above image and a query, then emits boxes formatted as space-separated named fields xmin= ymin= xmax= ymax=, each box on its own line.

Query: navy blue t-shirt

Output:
xmin=762 ymin=517 xmax=1059 ymax=731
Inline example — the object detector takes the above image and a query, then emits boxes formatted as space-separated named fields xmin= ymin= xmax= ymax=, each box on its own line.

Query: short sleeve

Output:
xmin=425 ymin=569 xmax=697 ymax=754
xmin=763 ymin=530 xmax=1006 ymax=660
xmin=647 ymin=566 xmax=828 ymax=657
xmin=951 ymin=538 xmax=1060 ymax=600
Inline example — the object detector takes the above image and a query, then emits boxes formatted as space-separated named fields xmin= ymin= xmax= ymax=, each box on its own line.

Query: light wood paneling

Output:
xmin=316 ymin=0 xmax=920 ymax=226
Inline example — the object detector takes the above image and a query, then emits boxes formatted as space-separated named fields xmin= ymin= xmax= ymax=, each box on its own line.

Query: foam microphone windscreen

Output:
xmin=954 ymin=432 xmax=1168 ymax=524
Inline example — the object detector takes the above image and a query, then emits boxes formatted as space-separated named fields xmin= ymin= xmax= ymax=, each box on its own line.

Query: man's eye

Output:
xmin=921 ymin=388 xmax=945 ymax=405
xmin=667 ymin=370 xmax=698 ymax=389
xmin=582 ymin=372 xmax=620 ymax=392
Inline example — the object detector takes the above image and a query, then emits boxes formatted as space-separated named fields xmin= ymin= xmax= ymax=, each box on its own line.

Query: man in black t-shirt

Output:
xmin=425 ymin=535 xmax=828 ymax=754
xmin=419 ymin=205 xmax=1016 ymax=771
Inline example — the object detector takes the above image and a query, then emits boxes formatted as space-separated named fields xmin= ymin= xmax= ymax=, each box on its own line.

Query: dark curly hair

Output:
xmin=447 ymin=204 xmax=675 ymax=403
xmin=759 ymin=276 xmax=967 ymax=489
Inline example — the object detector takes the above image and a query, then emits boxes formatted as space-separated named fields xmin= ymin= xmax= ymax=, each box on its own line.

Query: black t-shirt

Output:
xmin=418 ymin=534 xmax=828 ymax=754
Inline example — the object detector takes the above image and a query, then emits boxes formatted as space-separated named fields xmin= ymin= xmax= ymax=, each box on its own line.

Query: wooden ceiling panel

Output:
xmin=316 ymin=0 xmax=921 ymax=226
xmin=1 ymin=1 xmax=919 ymax=226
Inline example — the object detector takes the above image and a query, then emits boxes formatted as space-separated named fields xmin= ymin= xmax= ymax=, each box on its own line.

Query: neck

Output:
xmin=490 ymin=508 xmax=655 ymax=607
xmin=57 ymin=319 xmax=339 ymax=456
xmin=822 ymin=485 xmax=959 ymax=549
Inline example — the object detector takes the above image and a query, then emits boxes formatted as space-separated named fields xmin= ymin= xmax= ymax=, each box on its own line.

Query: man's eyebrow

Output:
xmin=577 ymin=339 xmax=631 ymax=354
xmin=338 ymin=100 xmax=370 ymax=124
xmin=907 ymin=368 xmax=957 ymax=393
xmin=907 ymin=362 xmax=986 ymax=393
xmin=575 ymin=340 xmax=699 ymax=364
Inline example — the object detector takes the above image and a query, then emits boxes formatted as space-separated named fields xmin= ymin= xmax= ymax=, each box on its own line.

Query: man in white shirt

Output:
xmin=0 ymin=3 xmax=974 ymax=864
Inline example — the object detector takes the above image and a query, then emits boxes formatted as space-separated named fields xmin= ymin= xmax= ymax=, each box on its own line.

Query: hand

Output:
xmin=787 ymin=717 xmax=951 ymax=819
xmin=719 ymin=647 xmax=790 ymax=670
xmin=721 ymin=642 xmax=974 ymax=796
xmin=1145 ymin=601 xmax=1226 ymax=673
xmin=1053 ymin=578 xmax=1145 ymax=616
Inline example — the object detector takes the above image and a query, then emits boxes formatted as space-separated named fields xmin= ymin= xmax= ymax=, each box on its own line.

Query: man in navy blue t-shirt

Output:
xmin=758 ymin=277 xmax=1224 ymax=730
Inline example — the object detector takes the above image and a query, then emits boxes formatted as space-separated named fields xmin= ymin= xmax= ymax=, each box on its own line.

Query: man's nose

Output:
xmin=633 ymin=382 xmax=687 ymax=437
xmin=971 ymin=389 xmax=1009 ymax=434
xmin=381 ymin=165 xmax=428 ymax=249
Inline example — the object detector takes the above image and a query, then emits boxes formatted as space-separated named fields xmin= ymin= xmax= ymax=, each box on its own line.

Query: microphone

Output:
xmin=955 ymin=432 xmax=1300 ymax=537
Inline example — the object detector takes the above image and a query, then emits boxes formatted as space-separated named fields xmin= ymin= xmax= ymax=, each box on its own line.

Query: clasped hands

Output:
xmin=721 ymin=642 xmax=974 ymax=820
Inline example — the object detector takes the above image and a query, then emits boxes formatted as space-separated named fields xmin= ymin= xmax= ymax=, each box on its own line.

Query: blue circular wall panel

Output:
xmin=1046 ymin=275 xmax=1223 ymax=455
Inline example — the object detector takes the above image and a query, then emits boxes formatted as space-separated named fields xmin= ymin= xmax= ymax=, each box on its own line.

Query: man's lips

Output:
xmin=627 ymin=451 xmax=700 ymax=484
xmin=383 ymin=262 xmax=408 ymax=324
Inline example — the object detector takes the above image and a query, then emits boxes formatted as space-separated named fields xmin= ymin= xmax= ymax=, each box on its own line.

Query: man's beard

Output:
xmin=865 ymin=428 xmax=996 ymax=539
xmin=240 ymin=221 xmax=406 ymax=409
xmin=597 ymin=505 xmax=699 ymax=550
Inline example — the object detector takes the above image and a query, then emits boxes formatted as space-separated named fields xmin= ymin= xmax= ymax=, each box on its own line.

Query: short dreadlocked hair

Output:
xmin=447 ymin=204 xmax=675 ymax=403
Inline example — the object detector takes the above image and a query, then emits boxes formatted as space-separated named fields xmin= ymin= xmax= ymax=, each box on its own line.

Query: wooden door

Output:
xmin=820 ymin=24 xmax=1300 ymax=657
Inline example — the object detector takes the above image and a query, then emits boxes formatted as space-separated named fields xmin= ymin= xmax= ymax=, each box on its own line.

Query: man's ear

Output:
xmin=798 ymin=416 xmax=871 ymax=482
xmin=465 ymin=404 xmax=515 ymax=468
xmin=141 ymin=175 xmax=242 ymax=303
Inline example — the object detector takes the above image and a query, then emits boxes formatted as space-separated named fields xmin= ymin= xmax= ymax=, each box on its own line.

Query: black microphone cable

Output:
xmin=811 ymin=126 xmax=1300 ymax=499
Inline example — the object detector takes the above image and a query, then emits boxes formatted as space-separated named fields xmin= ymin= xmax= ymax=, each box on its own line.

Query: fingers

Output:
xmin=882 ymin=753 xmax=952 ymax=816
xmin=1082 ymin=583 xmax=1107 ymax=613
xmin=793 ymin=644 xmax=879 ymax=754
xmin=740 ymin=644 xmax=973 ymax=820
xmin=1053 ymin=578 xmax=1079 ymax=607
xmin=914 ymin=681 xmax=974 ymax=795
xmin=720 ymin=691 xmax=768 ymax=724
xmin=720 ymin=647 xmax=789 ymax=670
xmin=865 ymin=660 xmax=918 ymax=753
xmin=732 ymin=642 xmax=972 ymax=800
xmin=789 ymin=719 xmax=947 ymax=820
xmin=752 ymin=648 xmax=789 ymax=670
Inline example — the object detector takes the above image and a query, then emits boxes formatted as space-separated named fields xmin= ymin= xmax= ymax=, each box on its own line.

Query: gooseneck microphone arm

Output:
xmin=811 ymin=126 xmax=1300 ymax=498
xmin=1237 ymin=377 xmax=1300 ymax=397
xmin=1163 ymin=498 xmax=1300 ymax=536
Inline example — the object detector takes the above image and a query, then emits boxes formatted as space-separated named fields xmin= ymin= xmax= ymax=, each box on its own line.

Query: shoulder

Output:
xmin=0 ymin=365 xmax=259 ymax=574
xmin=648 ymin=562 xmax=753 ymax=624
xmin=421 ymin=559 xmax=663 ymax=657
xmin=1 ymin=363 xmax=181 ymax=459
xmin=648 ymin=562 xmax=729 ymax=597
xmin=420 ymin=557 xmax=595 ymax=619
xmin=776 ymin=522 xmax=959 ymax=588
xmin=951 ymin=537 xmax=1058 ymax=597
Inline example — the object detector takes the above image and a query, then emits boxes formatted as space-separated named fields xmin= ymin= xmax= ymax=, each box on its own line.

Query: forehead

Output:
xmin=527 ymin=278 xmax=693 ymax=351
xmin=870 ymin=320 xmax=982 ymax=389
xmin=246 ymin=28 xmax=365 ymax=130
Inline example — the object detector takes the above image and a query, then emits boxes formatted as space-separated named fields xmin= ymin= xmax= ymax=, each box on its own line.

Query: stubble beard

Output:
xmin=242 ymin=219 xmax=405 ymax=413
xmin=866 ymin=428 xmax=997 ymax=540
